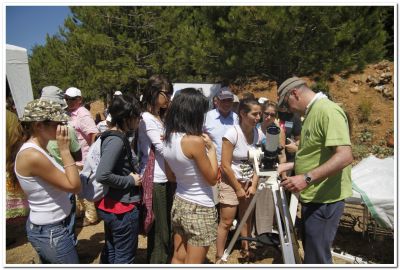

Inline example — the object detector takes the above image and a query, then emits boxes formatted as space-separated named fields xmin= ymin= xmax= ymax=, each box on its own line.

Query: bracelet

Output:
xmin=63 ymin=163 xmax=76 ymax=169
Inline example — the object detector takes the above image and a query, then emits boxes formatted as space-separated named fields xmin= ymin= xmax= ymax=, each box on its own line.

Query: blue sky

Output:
xmin=6 ymin=6 xmax=71 ymax=54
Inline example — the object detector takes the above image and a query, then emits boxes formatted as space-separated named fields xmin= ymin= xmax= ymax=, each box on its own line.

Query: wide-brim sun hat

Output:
xmin=20 ymin=99 xmax=70 ymax=123
xmin=40 ymin=85 xmax=67 ymax=109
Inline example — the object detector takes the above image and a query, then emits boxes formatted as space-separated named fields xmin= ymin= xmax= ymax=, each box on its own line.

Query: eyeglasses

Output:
xmin=263 ymin=112 xmax=276 ymax=117
xmin=281 ymin=89 xmax=294 ymax=110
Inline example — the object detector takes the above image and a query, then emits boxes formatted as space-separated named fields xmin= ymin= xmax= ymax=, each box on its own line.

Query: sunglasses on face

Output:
xmin=263 ymin=112 xmax=276 ymax=117
xmin=65 ymin=96 xmax=79 ymax=101
xmin=44 ymin=121 xmax=66 ymax=126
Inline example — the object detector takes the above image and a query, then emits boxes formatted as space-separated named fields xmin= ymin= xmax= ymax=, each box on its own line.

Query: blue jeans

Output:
xmin=26 ymin=215 xmax=79 ymax=264
xmin=301 ymin=200 xmax=345 ymax=264
xmin=97 ymin=207 xmax=139 ymax=264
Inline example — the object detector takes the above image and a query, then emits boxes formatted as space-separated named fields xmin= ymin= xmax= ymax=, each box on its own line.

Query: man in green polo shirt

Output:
xmin=276 ymin=77 xmax=353 ymax=264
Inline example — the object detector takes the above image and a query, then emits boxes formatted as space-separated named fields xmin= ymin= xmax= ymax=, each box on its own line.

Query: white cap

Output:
xmin=65 ymin=87 xmax=82 ymax=97
xmin=258 ymin=97 xmax=269 ymax=104
xmin=113 ymin=91 xmax=122 ymax=96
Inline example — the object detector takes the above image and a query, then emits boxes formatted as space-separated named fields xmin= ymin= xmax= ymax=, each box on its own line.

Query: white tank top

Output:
xmin=163 ymin=133 xmax=214 ymax=207
xmin=14 ymin=142 xmax=72 ymax=225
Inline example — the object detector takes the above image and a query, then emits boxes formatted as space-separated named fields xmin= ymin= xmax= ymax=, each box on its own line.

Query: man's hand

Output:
xmin=285 ymin=141 xmax=298 ymax=153
xmin=280 ymin=174 xmax=308 ymax=193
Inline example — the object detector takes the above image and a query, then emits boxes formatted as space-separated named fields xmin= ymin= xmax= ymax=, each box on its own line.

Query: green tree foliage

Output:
xmin=29 ymin=6 xmax=392 ymax=100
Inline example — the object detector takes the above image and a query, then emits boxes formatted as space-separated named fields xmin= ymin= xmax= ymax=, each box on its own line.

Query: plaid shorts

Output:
xmin=171 ymin=195 xmax=217 ymax=247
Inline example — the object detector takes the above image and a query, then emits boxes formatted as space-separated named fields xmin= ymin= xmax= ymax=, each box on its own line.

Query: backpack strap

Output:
xmin=100 ymin=130 xmax=134 ymax=170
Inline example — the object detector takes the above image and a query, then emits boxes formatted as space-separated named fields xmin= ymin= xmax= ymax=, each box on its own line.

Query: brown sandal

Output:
xmin=239 ymin=249 xmax=256 ymax=262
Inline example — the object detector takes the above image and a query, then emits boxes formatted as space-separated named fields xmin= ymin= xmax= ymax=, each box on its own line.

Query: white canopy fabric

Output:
xmin=6 ymin=44 xmax=34 ymax=118
xmin=351 ymin=155 xmax=394 ymax=229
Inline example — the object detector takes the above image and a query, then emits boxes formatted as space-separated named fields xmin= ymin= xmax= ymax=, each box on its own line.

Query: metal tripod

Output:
xmin=220 ymin=153 xmax=302 ymax=264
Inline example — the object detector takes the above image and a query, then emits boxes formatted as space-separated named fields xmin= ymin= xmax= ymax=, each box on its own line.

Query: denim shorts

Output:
xmin=26 ymin=215 xmax=79 ymax=264
xmin=171 ymin=195 xmax=217 ymax=246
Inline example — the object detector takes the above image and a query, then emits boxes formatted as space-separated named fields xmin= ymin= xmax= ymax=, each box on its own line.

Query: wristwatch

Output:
xmin=304 ymin=173 xmax=312 ymax=185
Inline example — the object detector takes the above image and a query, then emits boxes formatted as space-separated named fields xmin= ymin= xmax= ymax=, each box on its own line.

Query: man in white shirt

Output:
xmin=204 ymin=87 xmax=239 ymax=204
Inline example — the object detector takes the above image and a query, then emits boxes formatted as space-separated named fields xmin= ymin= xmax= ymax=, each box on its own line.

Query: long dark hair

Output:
xmin=142 ymin=74 xmax=173 ymax=119
xmin=164 ymin=88 xmax=208 ymax=144
xmin=108 ymin=95 xmax=141 ymax=132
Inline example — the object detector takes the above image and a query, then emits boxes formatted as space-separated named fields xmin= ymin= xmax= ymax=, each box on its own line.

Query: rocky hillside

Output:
xmin=230 ymin=60 xmax=394 ymax=161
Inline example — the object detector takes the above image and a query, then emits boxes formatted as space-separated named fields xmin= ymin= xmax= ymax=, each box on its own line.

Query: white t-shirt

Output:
xmin=138 ymin=112 xmax=167 ymax=183
xmin=223 ymin=125 xmax=264 ymax=182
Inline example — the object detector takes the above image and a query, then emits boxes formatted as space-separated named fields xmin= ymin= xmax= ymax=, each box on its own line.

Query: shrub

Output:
xmin=358 ymin=99 xmax=373 ymax=123
xmin=352 ymin=144 xmax=371 ymax=161
xmin=357 ymin=128 xmax=373 ymax=143
xmin=310 ymin=80 xmax=331 ymax=98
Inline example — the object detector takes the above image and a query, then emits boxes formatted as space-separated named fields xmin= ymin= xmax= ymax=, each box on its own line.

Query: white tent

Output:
xmin=351 ymin=155 xmax=394 ymax=229
xmin=6 ymin=44 xmax=34 ymax=118
xmin=172 ymin=83 xmax=221 ymax=109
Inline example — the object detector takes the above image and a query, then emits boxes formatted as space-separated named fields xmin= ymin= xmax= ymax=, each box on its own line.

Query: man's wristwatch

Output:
xmin=304 ymin=173 xmax=312 ymax=185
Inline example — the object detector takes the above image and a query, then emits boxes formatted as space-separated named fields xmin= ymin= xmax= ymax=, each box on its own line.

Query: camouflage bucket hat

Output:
xmin=20 ymin=99 xmax=70 ymax=123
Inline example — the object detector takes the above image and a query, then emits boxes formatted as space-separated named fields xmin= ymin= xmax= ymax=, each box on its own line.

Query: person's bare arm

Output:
xmin=220 ymin=138 xmax=246 ymax=199
xmin=16 ymin=125 xmax=81 ymax=193
xmin=88 ymin=133 xmax=97 ymax=146
xmin=164 ymin=160 xmax=176 ymax=183
xmin=181 ymin=134 xmax=218 ymax=186
xmin=280 ymin=145 xmax=353 ymax=193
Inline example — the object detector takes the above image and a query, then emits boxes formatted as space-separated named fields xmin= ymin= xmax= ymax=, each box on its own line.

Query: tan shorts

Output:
xmin=218 ymin=177 xmax=252 ymax=206
xmin=171 ymin=195 xmax=217 ymax=246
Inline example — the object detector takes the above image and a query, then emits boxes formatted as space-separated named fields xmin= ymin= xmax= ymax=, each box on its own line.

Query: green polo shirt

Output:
xmin=295 ymin=98 xmax=352 ymax=203
xmin=47 ymin=125 xmax=81 ymax=166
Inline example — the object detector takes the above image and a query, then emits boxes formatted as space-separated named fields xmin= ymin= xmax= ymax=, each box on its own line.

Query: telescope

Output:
xmin=220 ymin=125 xmax=302 ymax=264
xmin=250 ymin=124 xmax=283 ymax=173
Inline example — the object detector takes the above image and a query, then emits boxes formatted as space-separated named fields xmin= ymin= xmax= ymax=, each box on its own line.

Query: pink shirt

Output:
xmin=68 ymin=106 xmax=98 ymax=165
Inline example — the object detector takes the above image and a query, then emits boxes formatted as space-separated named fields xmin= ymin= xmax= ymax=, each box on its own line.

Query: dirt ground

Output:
xmin=6 ymin=60 xmax=394 ymax=265
xmin=6 ymin=203 xmax=394 ymax=265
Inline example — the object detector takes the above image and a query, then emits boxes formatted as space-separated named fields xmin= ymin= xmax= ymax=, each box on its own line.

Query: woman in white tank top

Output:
xmin=163 ymin=88 xmax=218 ymax=264
xmin=13 ymin=99 xmax=81 ymax=264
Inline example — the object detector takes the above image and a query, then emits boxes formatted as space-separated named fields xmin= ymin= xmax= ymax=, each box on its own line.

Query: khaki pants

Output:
xmin=76 ymin=196 xmax=98 ymax=223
